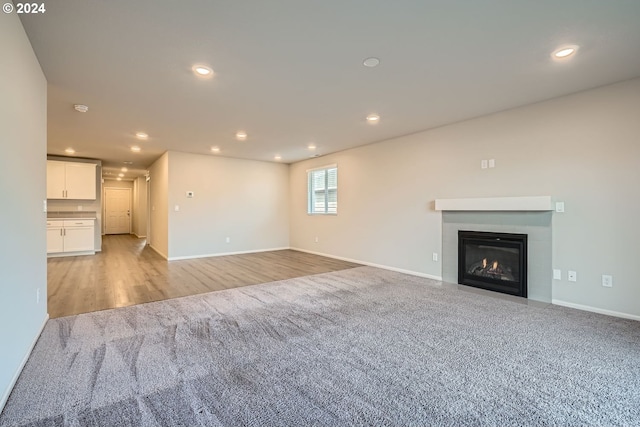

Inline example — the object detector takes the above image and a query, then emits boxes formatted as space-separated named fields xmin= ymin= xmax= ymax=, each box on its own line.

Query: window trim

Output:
xmin=307 ymin=164 xmax=338 ymax=215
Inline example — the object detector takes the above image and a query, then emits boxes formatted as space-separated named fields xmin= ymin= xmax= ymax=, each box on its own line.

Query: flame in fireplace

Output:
xmin=492 ymin=260 xmax=498 ymax=271
xmin=482 ymin=258 xmax=487 ymax=268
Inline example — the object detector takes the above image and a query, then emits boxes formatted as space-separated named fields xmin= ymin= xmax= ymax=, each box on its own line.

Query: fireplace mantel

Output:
xmin=434 ymin=196 xmax=553 ymax=212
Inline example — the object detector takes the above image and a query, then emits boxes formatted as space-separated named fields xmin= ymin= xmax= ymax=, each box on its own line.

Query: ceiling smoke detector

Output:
xmin=74 ymin=104 xmax=89 ymax=113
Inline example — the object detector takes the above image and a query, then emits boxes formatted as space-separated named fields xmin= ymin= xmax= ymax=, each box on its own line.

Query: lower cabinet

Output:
xmin=47 ymin=219 xmax=95 ymax=255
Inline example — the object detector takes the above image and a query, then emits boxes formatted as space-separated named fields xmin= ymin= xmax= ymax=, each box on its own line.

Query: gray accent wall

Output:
xmin=0 ymin=12 xmax=48 ymax=410
xmin=289 ymin=77 xmax=640 ymax=318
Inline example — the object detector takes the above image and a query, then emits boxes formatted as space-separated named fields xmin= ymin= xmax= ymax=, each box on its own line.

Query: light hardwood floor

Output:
xmin=48 ymin=235 xmax=361 ymax=318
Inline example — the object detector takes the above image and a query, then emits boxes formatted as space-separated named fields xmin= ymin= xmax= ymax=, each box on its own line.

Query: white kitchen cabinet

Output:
xmin=46 ymin=160 xmax=96 ymax=200
xmin=47 ymin=219 xmax=95 ymax=255
xmin=46 ymin=220 xmax=64 ymax=253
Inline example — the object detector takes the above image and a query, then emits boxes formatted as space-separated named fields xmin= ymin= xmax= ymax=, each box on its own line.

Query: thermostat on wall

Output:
xmin=186 ymin=191 xmax=194 ymax=198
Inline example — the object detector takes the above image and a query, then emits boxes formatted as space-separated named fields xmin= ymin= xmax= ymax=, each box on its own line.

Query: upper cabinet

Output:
xmin=47 ymin=160 xmax=97 ymax=200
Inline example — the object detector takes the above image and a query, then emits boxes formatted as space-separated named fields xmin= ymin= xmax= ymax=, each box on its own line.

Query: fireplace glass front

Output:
xmin=458 ymin=231 xmax=527 ymax=297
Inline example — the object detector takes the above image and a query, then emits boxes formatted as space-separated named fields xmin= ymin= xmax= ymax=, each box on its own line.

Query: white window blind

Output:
xmin=308 ymin=166 xmax=337 ymax=214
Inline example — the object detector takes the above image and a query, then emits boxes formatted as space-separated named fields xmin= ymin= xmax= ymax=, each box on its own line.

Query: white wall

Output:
xmin=148 ymin=153 xmax=169 ymax=257
xmin=0 ymin=12 xmax=48 ymax=411
xmin=166 ymin=151 xmax=289 ymax=259
xmin=290 ymin=78 xmax=640 ymax=318
xmin=132 ymin=176 xmax=148 ymax=238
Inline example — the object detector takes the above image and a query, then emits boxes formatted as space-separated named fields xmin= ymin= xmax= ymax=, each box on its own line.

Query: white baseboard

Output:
xmin=168 ymin=247 xmax=290 ymax=261
xmin=0 ymin=313 xmax=49 ymax=413
xmin=290 ymin=247 xmax=443 ymax=281
xmin=552 ymin=299 xmax=640 ymax=321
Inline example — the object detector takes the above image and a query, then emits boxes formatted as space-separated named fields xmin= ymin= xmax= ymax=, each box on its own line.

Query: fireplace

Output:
xmin=458 ymin=231 xmax=527 ymax=297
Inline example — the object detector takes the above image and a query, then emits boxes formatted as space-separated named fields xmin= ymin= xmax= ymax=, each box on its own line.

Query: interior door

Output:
xmin=104 ymin=188 xmax=131 ymax=234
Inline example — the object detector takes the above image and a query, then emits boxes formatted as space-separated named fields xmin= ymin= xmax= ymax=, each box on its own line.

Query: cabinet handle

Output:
xmin=60 ymin=229 xmax=62 ymax=236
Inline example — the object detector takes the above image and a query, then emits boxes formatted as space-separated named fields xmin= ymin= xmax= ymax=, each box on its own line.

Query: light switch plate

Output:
xmin=174 ymin=205 xmax=180 ymax=212
xmin=481 ymin=160 xmax=488 ymax=169
xmin=555 ymin=202 xmax=565 ymax=213
xmin=553 ymin=269 xmax=561 ymax=280
xmin=488 ymin=159 xmax=495 ymax=168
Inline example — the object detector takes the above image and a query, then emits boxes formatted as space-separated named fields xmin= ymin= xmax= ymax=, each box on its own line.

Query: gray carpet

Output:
xmin=1 ymin=266 xmax=639 ymax=426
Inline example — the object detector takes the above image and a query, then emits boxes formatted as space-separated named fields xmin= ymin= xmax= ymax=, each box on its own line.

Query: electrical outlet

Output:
xmin=315 ymin=236 xmax=319 ymax=243
xmin=555 ymin=202 xmax=565 ymax=213
xmin=488 ymin=159 xmax=495 ymax=168
xmin=432 ymin=253 xmax=438 ymax=262
xmin=174 ymin=205 xmax=180 ymax=212
xmin=602 ymin=275 xmax=613 ymax=288
xmin=568 ymin=271 xmax=577 ymax=282
xmin=186 ymin=191 xmax=194 ymax=198
xmin=481 ymin=160 xmax=488 ymax=169
xmin=553 ymin=269 xmax=561 ymax=280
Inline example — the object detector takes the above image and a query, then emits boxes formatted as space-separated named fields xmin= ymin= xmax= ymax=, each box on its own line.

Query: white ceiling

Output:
xmin=20 ymin=1 xmax=640 ymax=180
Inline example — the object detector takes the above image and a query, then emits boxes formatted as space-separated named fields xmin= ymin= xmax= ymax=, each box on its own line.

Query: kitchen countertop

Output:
xmin=47 ymin=217 xmax=96 ymax=221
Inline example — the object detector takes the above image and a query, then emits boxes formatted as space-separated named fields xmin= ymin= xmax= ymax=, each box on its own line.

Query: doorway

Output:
xmin=104 ymin=187 xmax=131 ymax=234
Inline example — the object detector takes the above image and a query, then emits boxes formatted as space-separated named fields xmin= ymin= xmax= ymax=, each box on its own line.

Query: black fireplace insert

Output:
xmin=458 ymin=231 xmax=527 ymax=297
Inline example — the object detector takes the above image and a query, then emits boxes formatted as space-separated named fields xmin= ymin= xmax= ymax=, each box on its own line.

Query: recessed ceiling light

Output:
xmin=552 ymin=45 xmax=579 ymax=59
xmin=135 ymin=132 xmax=148 ymax=140
xmin=192 ymin=65 xmax=213 ymax=77
xmin=116 ymin=177 xmax=122 ymax=181
xmin=308 ymin=144 xmax=316 ymax=150
xmin=274 ymin=155 xmax=282 ymax=161
xmin=363 ymin=57 xmax=380 ymax=68
xmin=121 ymin=167 xmax=128 ymax=172
xmin=235 ymin=131 xmax=247 ymax=141
xmin=118 ymin=173 xmax=124 ymax=177
xmin=74 ymin=104 xmax=88 ymax=113
xmin=123 ymin=161 xmax=133 ymax=165
xmin=211 ymin=146 xmax=220 ymax=153
xmin=65 ymin=148 xmax=76 ymax=154
xmin=366 ymin=114 xmax=380 ymax=124
xmin=131 ymin=146 xmax=141 ymax=153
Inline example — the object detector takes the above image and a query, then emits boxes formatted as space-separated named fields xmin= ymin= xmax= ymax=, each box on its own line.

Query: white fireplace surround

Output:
xmin=435 ymin=196 xmax=553 ymax=212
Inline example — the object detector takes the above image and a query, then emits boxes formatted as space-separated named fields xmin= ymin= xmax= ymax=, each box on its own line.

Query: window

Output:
xmin=308 ymin=165 xmax=337 ymax=214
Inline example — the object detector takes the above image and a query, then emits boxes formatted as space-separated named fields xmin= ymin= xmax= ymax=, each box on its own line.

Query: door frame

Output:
xmin=103 ymin=187 xmax=132 ymax=235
